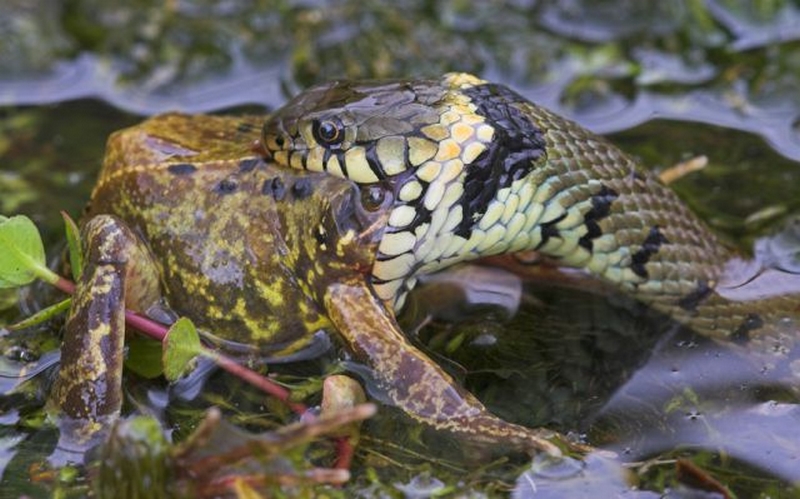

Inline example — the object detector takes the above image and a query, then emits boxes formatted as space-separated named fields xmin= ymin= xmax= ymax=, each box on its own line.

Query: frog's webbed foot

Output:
xmin=49 ymin=215 xmax=161 ymax=441
xmin=324 ymin=280 xmax=585 ymax=457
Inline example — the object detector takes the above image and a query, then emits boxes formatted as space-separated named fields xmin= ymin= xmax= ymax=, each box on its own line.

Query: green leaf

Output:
xmin=61 ymin=211 xmax=83 ymax=281
xmin=125 ymin=335 xmax=165 ymax=379
xmin=7 ymin=297 xmax=71 ymax=330
xmin=162 ymin=317 xmax=204 ymax=381
xmin=0 ymin=215 xmax=52 ymax=287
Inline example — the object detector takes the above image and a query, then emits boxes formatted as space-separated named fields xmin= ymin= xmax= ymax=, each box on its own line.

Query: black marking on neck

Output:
xmin=379 ymin=170 xmax=432 ymax=243
xmin=322 ymin=148 xmax=348 ymax=177
xmin=363 ymin=142 xmax=388 ymax=179
xmin=631 ymin=226 xmax=669 ymax=279
xmin=168 ymin=163 xmax=197 ymax=175
xmin=731 ymin=313 xmax=763 ymax=344
xmin=287 ymin=150 xmax=307 ymax=170
xmin=677 ymin=281 xmax=713 ymax=311
xmin=322 ymin=148 xmax=331 ymax=171
xmin=578 ymin=185 xmax=619 ymax=251
xmin=534 ymin=212 xmax=567 ymax=251
xmin=335 ymin=150 xmax=348 ymax=177
xmin=455 ymin=83 xmax=547 ymax=238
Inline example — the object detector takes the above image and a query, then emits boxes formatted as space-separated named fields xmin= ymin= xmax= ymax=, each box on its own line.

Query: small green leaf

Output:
xmin=126 ymin=335 xmax=165 ymax=379
xmin=8 ymin=297 xmax=71 ymax=330
xmin=61 ymin=211 xmax=83 ymax=281
xmin=162 ymin=317 xmax=204 ymax=381
xmin=0 ymin=215 xmax=52 ymax=287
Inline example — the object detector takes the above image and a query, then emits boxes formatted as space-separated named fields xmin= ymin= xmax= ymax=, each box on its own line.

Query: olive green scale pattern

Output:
xmin=524 ymin=102 xmax=797 ymax=355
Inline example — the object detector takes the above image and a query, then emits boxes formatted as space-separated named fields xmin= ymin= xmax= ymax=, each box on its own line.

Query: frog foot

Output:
xmin=49 ymin=214 xmax=161 ymax=443
xmin=324 ymin=279 xmax=586 ymax=457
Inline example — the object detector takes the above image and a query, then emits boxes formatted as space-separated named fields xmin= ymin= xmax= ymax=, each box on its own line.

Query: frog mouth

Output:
xmin=329 ymin=183 xmax=388 ymax=247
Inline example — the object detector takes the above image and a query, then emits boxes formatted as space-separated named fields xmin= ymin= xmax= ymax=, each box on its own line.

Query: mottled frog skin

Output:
xmin=51 ymin=113 xmax=567 ymax=455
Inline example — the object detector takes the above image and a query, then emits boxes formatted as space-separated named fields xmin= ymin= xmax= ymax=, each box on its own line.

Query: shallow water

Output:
xmin=1 ymin=0 xmax=799 ymax=496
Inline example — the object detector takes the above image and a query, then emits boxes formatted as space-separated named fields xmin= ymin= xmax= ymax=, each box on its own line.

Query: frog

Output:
xmin=50 ymin=112 xmax=567 ymax=455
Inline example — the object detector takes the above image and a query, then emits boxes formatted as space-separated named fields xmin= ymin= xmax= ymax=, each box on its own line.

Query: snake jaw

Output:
xmin=263 ymin=74 xmax=538 ymax=310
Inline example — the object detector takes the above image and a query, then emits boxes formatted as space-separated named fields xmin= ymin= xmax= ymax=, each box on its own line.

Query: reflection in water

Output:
xmin=410 ymin=226 xmax=800 ymax=488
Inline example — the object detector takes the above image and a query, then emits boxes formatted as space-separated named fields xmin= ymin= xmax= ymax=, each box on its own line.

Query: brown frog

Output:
xmin=51 ymin=112 xmax=566 ymax=454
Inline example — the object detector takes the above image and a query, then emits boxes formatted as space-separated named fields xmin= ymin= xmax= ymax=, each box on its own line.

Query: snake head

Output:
xmin=262 ymin=73 xmax=547 ymax=310
xmin=261 ymin=77 xmax=448 ymax=182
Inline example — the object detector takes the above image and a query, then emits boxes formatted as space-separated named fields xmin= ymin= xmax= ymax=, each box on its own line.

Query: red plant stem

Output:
xmin=334 ymin=437 xmax=354 ymax=470
xmin=214 ymin=354 xmax=307 ymax=415
xmin=125 ymin=310 xmax=168 ymax=341
xmin=53 ymin=277 xmax=75 ymax=295
xmin=51 ymin=275 xmax=308 ymax=416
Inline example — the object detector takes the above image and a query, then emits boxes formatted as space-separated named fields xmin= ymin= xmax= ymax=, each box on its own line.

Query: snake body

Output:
xmin=261 ymin=73 xmax=797 ymax=355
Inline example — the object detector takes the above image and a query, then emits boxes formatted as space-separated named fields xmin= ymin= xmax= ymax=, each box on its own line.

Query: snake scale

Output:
xmin=261 ymin=72 xmax=797 ymax=362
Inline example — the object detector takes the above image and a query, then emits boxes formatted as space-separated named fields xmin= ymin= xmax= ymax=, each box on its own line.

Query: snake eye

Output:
xmin=312 ymin=119 xmax=344 ymax=146
xmin=360 ymin=184 xmax=392 ymax=212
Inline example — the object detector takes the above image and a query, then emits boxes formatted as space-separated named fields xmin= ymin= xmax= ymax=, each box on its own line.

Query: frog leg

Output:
xmin=324 ymin=279 xmax=570 ymax=456
xmin=50 ymin=215 xmax=161 ymax=437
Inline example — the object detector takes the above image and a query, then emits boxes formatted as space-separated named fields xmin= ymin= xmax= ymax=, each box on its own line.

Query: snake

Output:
xmin=260 ymin=72 xmax=798 ymax=359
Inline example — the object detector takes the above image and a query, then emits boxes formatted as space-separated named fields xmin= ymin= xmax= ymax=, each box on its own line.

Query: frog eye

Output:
xmin=360 ymin=184 xmax=392 ymax=212
xmin=312 ymin=118 xmax=344 ymax=146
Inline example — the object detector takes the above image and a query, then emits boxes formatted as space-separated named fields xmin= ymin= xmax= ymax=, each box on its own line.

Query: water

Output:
xmin=1 ymin=0 xmax=799 ymax=496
